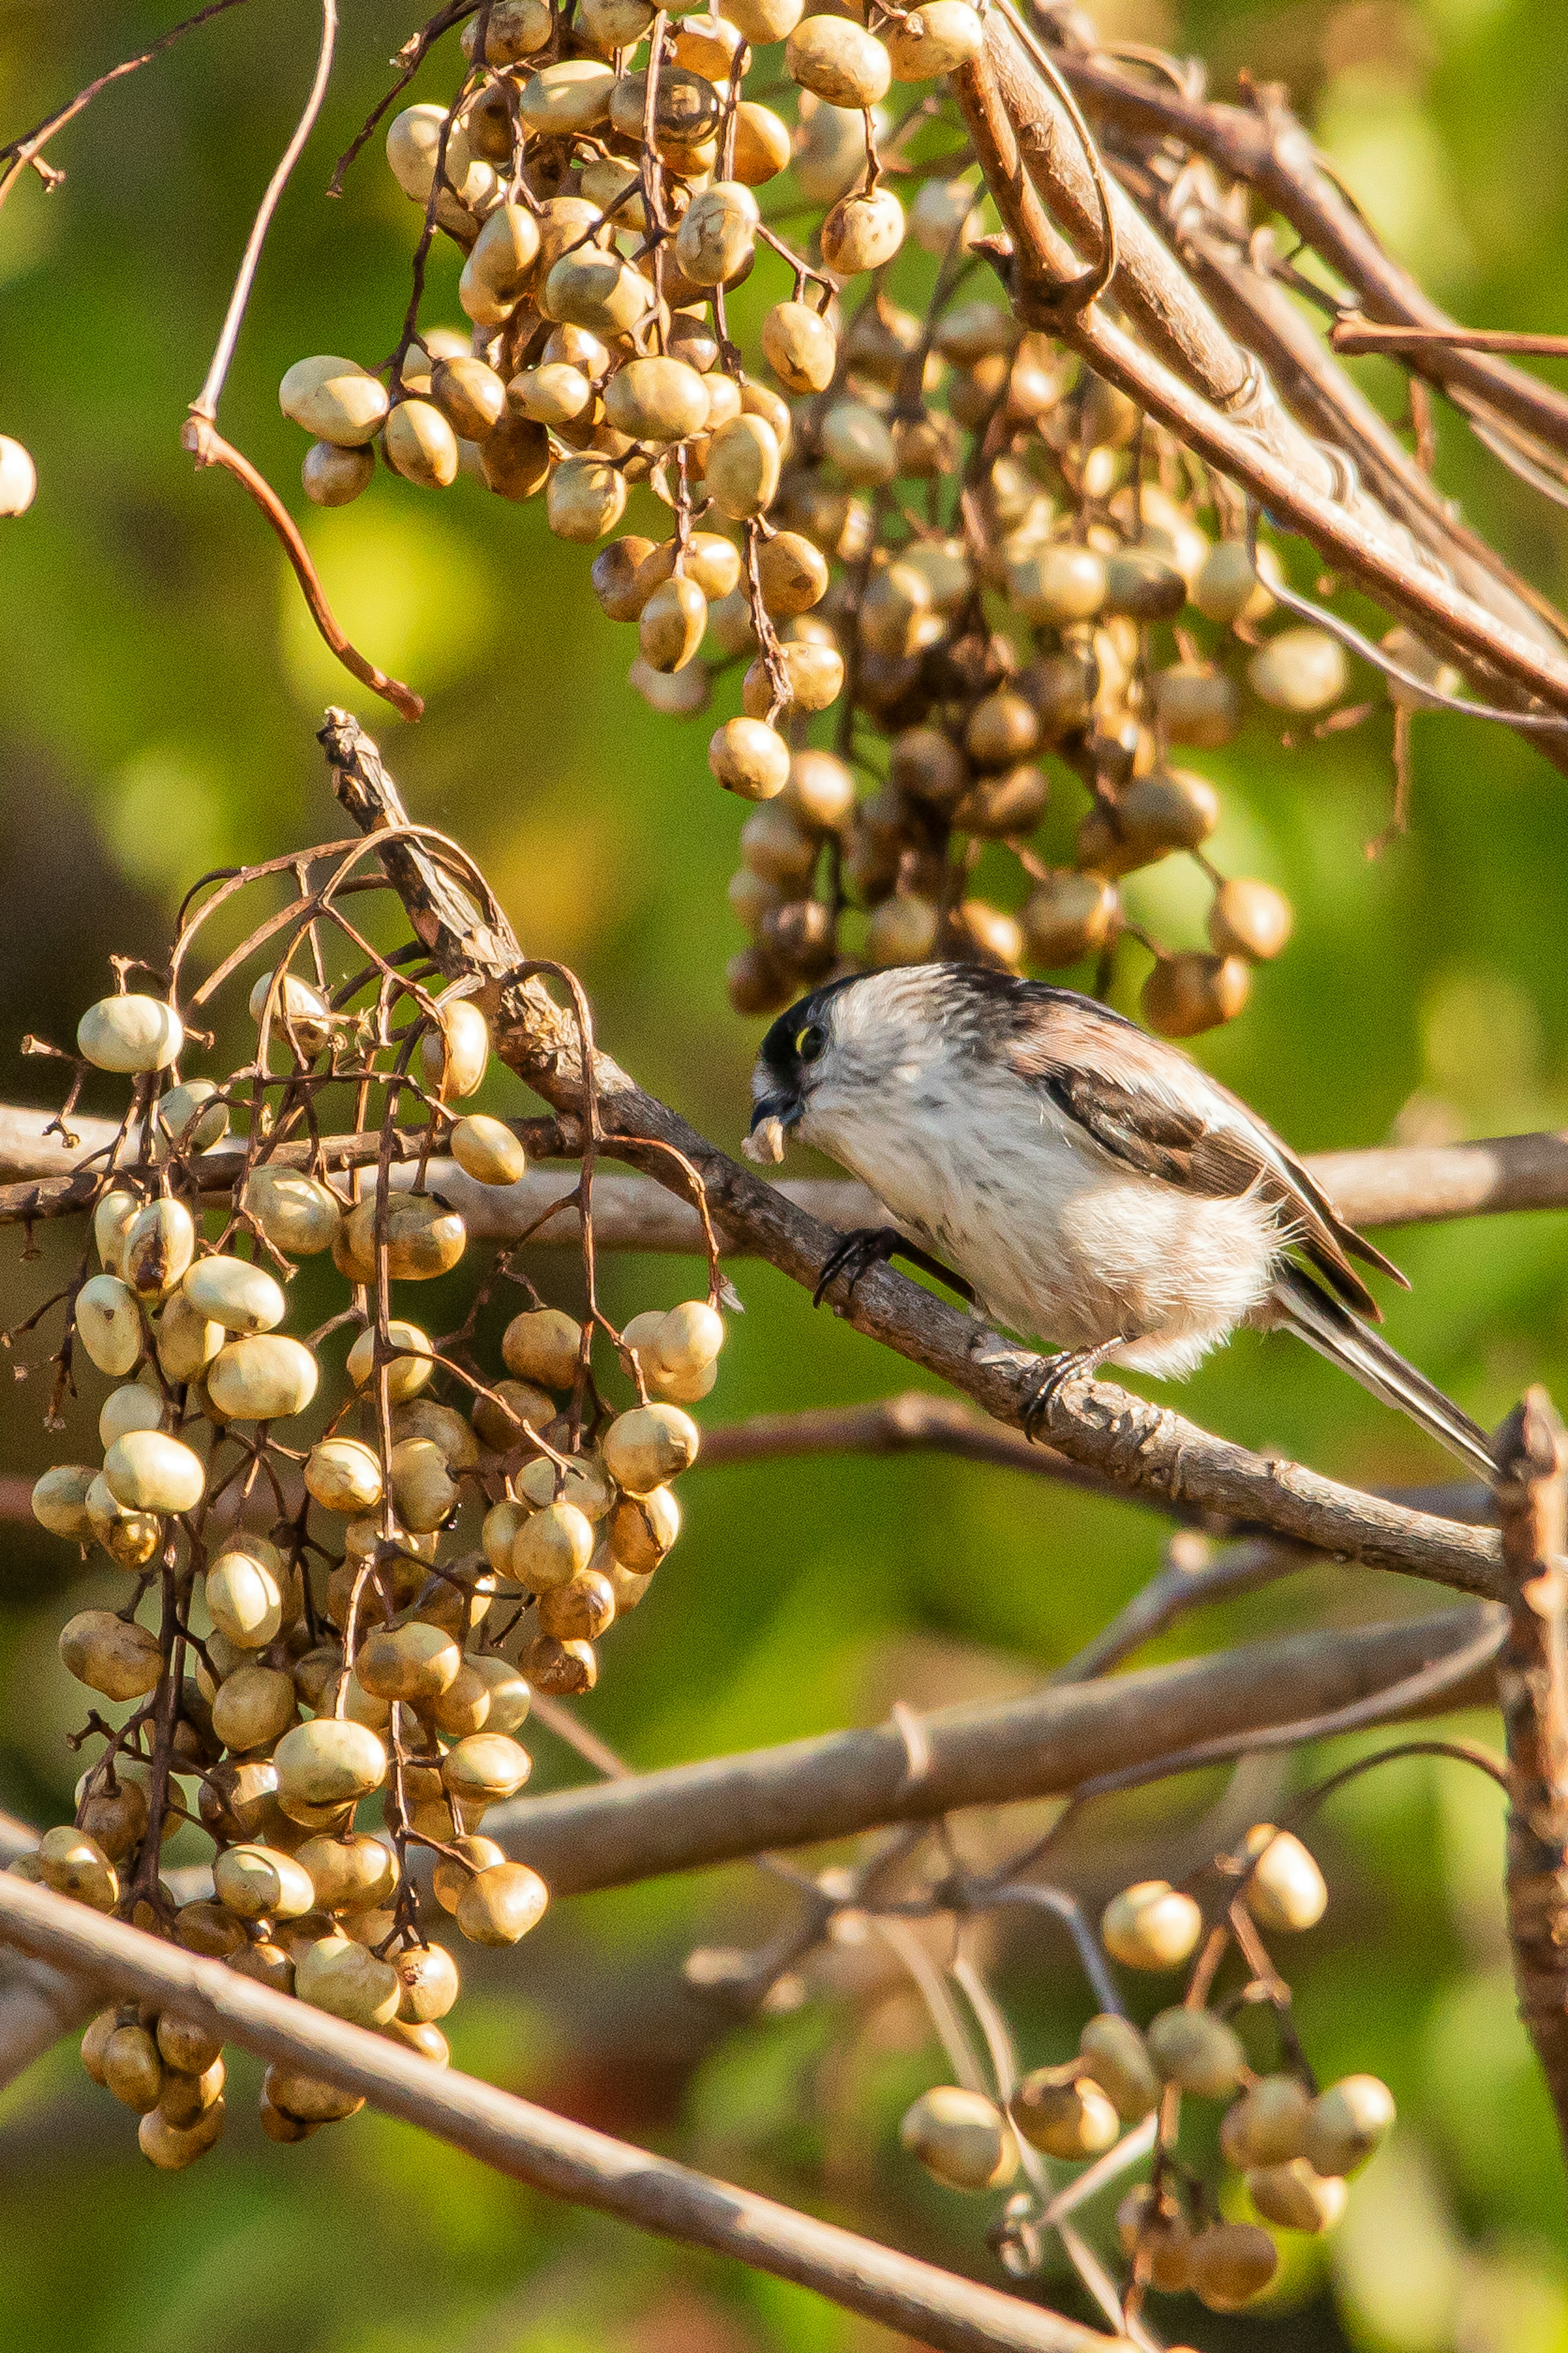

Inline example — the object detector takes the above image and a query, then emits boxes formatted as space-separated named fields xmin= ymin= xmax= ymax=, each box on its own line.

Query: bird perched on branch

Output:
xmin=744 ymin=962 xmax=1496 ymax=1479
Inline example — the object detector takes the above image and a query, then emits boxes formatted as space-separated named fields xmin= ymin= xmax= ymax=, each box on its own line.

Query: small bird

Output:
xmin=744 ymin=961 xmax=1495 ymax=1479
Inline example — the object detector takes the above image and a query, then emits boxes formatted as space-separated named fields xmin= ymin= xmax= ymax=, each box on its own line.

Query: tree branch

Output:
xmin=482 ymin=1609 xmax=1501 ymax=1897
xmin=1053 ymin=46 xmax=1568 ymax=462
xmin=1496 ymin=1387 xmax=1568 ymax=2161
xmin=0 ymin=1877 xmax=1126 ymax=2353
xmin=949 ymin=22 xmax=1568 ymax=745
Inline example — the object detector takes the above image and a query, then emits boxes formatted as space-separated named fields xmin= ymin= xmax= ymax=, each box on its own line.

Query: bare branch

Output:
xmin=1495 ymin=1387 xmax=1568 ymax=2162
xmin=0 ymin=1877 xmax=1125 ymax=2353
xmin=484 ymin=1610 xmax=1501 ymax=1898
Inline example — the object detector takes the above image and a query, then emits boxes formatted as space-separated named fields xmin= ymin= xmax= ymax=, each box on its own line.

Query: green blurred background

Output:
xmin=2 ymin=0 xmax=1568 ymax=2345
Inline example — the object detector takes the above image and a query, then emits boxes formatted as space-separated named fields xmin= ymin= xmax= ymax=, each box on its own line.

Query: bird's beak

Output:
xmin=744 ymin=1090 xmax=800 ymax=1166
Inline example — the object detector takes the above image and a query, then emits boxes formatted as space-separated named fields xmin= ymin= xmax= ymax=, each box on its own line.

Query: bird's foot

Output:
xmin=1019 ymin=1339 xmax=1124 ymax=1442
xmin=812 ymin=1228 xmax=976 ymax=1311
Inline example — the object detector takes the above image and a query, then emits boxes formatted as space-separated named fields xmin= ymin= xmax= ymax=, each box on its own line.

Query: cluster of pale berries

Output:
xmin=266 ymin=0 xmax=1448 ymax=1040
xmin=16 ymin=977 xmax=722 ymax=2167
xmin=899 ymin=1827 xmax=1394 ymax=2312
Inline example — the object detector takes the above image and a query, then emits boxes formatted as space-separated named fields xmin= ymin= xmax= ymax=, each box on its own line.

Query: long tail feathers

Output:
xmin=1271 ymin=1268 xmax=1497 ymax=1483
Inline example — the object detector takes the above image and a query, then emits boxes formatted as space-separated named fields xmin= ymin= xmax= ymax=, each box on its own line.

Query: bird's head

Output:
xmin=743 ymin=964 xmax=975 ymax=1164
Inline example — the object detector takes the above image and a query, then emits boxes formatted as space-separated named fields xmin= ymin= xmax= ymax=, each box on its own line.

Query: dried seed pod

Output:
xmin=472 ymin=1376 xmax=555 ymax=1452
xmin=208 ymin=1333 xmax=319 ymax=1422
xmin=263 ymin=2063 xmax=365 ymax=2126
xmin=1116 ymin=2185 xmax=1192 ymax=2291
xmin=448 ymin=1113 xmax=526 ymax=1189
xmin=936 ymin=299 xmax=1019 ymax=364
xmin=393 ymin=1399 xmax=479 ymax=1471
xmin=104 ymin=2021 xmax=164 ymax=2112
xmin=537 ymin=1566 xmax=617 ymax=1641
xmin=762 ymin=300 xmax=837 ymax=395
xmin=76 ymin=1767 xmax=149 ymax=1860
xmin=1101 ymin=1878 xmax=1202 ymax=1969
xmin=502 ymin=1308 xmax=583 ymax=1389
xmin=607 ymin=1483 xmax=680 ymax=1571
xmin=33 ymin=1464 xmax=99 ymax=1540
xmin=385 ymin=106 xmax=495 ymax=225
xmin=213 ymin=1844 xmax=316 ymax=1921
xmin=463 ymin=0 xmax=552 ymax=58
xmin=1192 ymin=537 xmax=1278 ymax=626
xmin=1142 ymin=951 xmax=1251 ymax=1039
xmin=278 ymin=356 xmax=390 ymax=448
xmin=157 ymin=2014 xmax=223 ymax=2077
xmin=1188 ymin=2222 xmax=1280 ymax=2310
xmin=176 ymin=1899 xmax=248 ymax=1957
xmin=727 ymin=946 xmax=795 ymax=1014
xmin=786 ymin=14 xmax=891 ymax=104
xmin=546 ymin=453 xmax=629 ymax=542
xmin=883 ymin=0 xmax=982 ymax=74
xmin=417 ymin=997 xmax=489 ymax=1103
xmin=154 ymin=1077 xmax=228 ymax=1158
xmin=294 ymin=1933 xmax=401 ymax=2026
xmin=36 ymin=1824 xmax=119 ymax=1911
xmin=1221 ymin=2074 xmax=1313 ymax=2168
xmin=1147 ymin=2007 xmax=1246 ymax=2099
xmin=1206 ymin=878 xmax=1294 ymax=967
xmin=456 ymin=1860 xmax=550 ymax=1945
xmin=900 ymin=2086 xmax=1018 ymax=2191
xmin=752 ymin=533 xmax=828 ymax=622
xmin=512 ymin=361 xmax=597 ymax=430
xmin=742 ymin=639 xmax=844 ymax=716
xmin=821 ymin=185 xmax=905 ymax=275
xmin=650 ymin=1299 xmax=725 ymax=1377
xmin=1078 ymin=2014 xmax=1160 ymax=2122
xmin=479 ymin=414 xmax=551 ymax=501
xmin=633 ymin=535 xmax=742 ymax=609
xmin=780 ymin=750 xmax=853 ymax=834
xmin=389 ymin=1436 xmax=459 ymax=1532
xmin=1302 ymin=2074 xmax=1394 ymax=2177
xmin=1242 ymin=1823 xmax=1327 ymax=1931
xmin=346 ymin=1319 xmax=434 ymax=1401
xmin=710 ymin=716 xmax=791 ymax=800
xmin=60 ymin=1609 xmax=162 ymax=1703
xmin=430 ymin=1662 xmax=490 ymax=1737
xmin=211 ymin=1662 xmax=298 ymax=1753
xmin=602 ymin=1403 xmax=701 ymax=1492
xmin=867 ymin=894 xmax=939 ymax=967
xmin=1116 ymin=767 xmax=1219 ymax=859
xmin=77 ymin=995 xmax=183 ymax=1075
xmin=441 ymin=1732 xmax=532 ymax=1807
xmin=393 ymin=1942 xmax=460 ymax=2025
xmin=139 ymin=2098 xmax=226 ymax=2169
xmin=430 ymin=355 xmax=507 ymax=442
xmin=593 ymin=534 xmax=659 ymax=620
xmin=245 ymin=1168 xmax=342 ymax=1258
xmin=155 ymin=1291 xmax=221 ymax=1385
xmin=340 ymin=1192 xmax=467 ymax=1283
xmin=183 ymin=1254 xmax=286 ymax=1335
xmin=639 ymin=575 xmax=708 ymax=673
xmin=545 ymin=249 xmax=653 ymax=341
xmin=294 ymin=1834 xmax=398 ymax=1916
xmin=674 ymin=183 xmax=760 ymax=288
xmin=302 ymin=1440 xmax=382 ymax=1519
xmin=94 ymin=1190 xmax=141 ymax=1276
xmin=207 ymin=1545 xmax=286 ymax=1649
xmin=963 ymin=690 xmax=1039 ymax=771
xmin=1006 ymin=544 xmax=1106 ymax=624
xmin=518 ymin=57 xmax=617 ymax=135
xmin=949 ymin=899 xmax=1022 ymax=968
xmin=1010 ymin=2066 xmax=1120 ymax=2160
xmin=1248 ymin=625 xmax=1348 ymax=713
xmin=0 ymin=433 xmax=37 ymax=515
xmin=103 ymin=1431 xmax=205 ymax=1516
xmin=721 ymin=0 xmax=803 ymax=37
xmin=431 ymin=1833 xmax=507 ymax=1914
xmin=604 ymin=359 xmax=710 ymax=447
xmin=248 ymin=969 xmax=331 ymax=1055
xmin=513 ymin=1499 xmax=596 ymax=1590
xmin=1021 ymin=871 xmax=1116 ymax=968
xmin=384 ymin=397 xmax=461 ymax=488
xmin=706 ymin=413 xmax=781 ymax=522
xmin=1102 ymin=545 xmax=1186 ymax=621
xmin=84 ymin=1474 xmax=161 ymax=1569
xmin=356 ymin=1624 xmax=464 ymax=1704
xmin=274 ymin=1719 xmax=388 ymax=1812
xmin=723 ymin=98 xmax=789 ymax=187
xmin=517 ymin=1453 xmax=612 ymax=1518
xmin=471 ymin=1653 xmax=532 ymax=1735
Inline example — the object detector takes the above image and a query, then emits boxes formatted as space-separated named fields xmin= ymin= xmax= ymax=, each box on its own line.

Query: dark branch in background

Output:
xmin=483 ymin=1610 xmax=1501 ymax=1896
xmin=322 ymin=710 xmax=1504 ymax=1600
xmin=0 ymin=1878 xmax=1124 ymax=2353
xmin=1496 ymin=1388 xmax=1568 ymax=2147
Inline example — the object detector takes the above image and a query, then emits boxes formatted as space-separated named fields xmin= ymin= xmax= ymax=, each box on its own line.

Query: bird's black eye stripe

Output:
xmin=796 ymin=1022 xmax=826 ymax=1064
